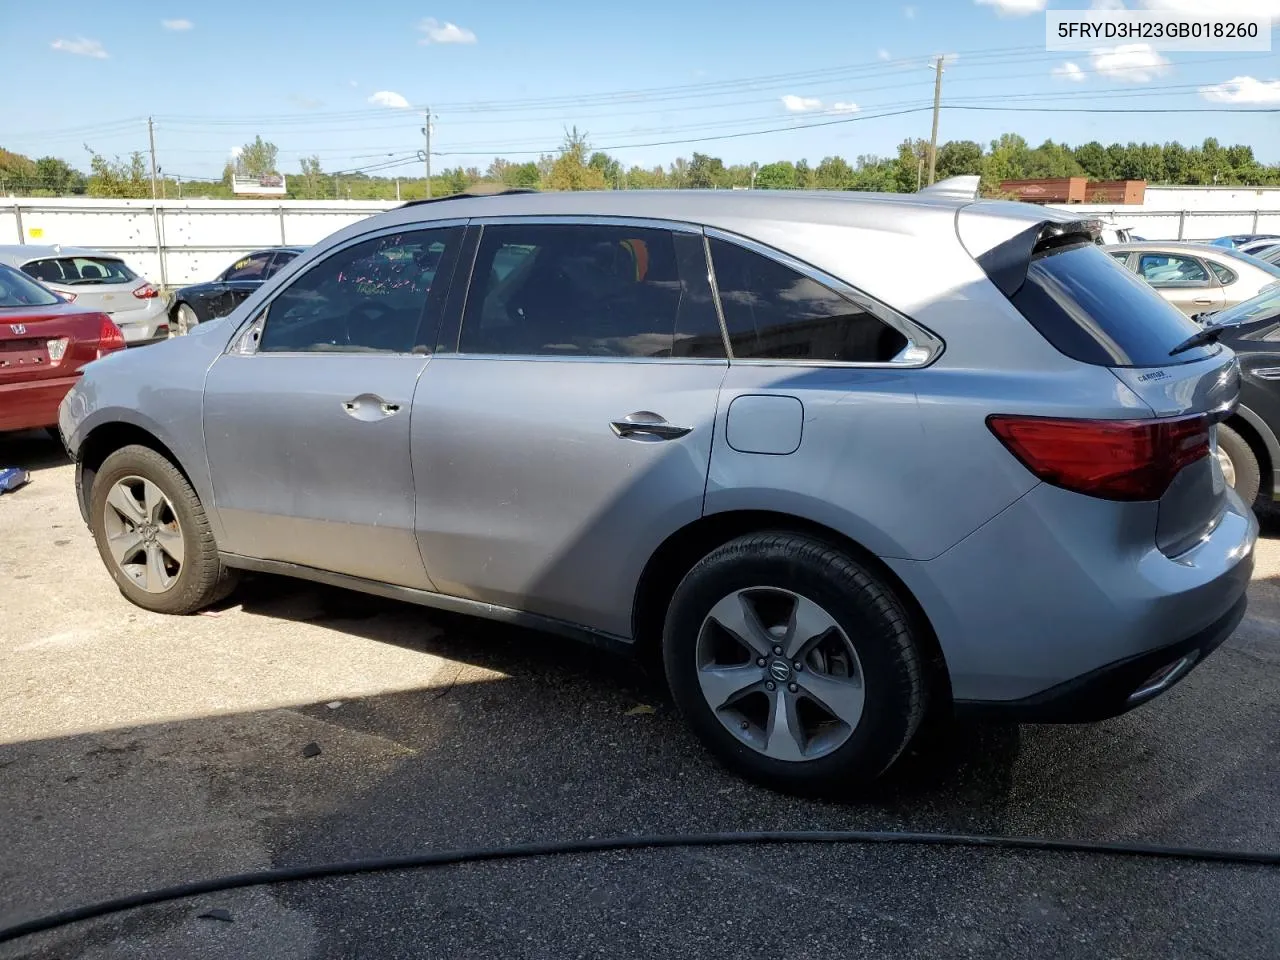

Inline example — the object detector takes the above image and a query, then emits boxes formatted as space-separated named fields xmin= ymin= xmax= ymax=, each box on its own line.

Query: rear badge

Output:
xmin=1137 ymin=369 xmax=1169 ymax=382
xmin=9 ymin=324 xmax=26 ymax=335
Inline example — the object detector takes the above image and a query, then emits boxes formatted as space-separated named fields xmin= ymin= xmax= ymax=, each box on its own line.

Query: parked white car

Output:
xmin=0 ymin=245 xmax=168 ymax=345
xmin=1105 ymin=241 xmax=1280 ymax=317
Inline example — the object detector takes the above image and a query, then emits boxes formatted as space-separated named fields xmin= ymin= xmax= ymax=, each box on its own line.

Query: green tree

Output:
xmin=297 ymin=155 xmax=325 ymax=199
xmin=1026 ymin=139 xmax=1083 ymax=179
xmin=754 ymin=160 xmax=797 ymax=189
xmin=794 ymin=159 xmax=814 ymax=189
xmin=895 ymin=138 xmax=928 ymax=192
xmin=935 ymin=140 xmax=983 ymax=180
xmin=33 ymin=156 xmax=85 ymax=195
xmin=687 ymin=152 xmax=726 ymax=189
xmin=546 ymin=128 xmax=608 ymax=191
xmin=848 ymin=155 xmax=898 ymax=192
xmin=1073 ymin=141 xmax=1113 ymax=180
xmin=85 ymin=148 xmax=150 ymax=198
xmin=588 ymin=151 xmax=621 ymax=187
xmin=814 ymin=155 xmax=854 ymax=190
xmin=235 ymin=136 xmax=280 ymax=178
xmin=981 ymin=133 xmax=1031 ymax=192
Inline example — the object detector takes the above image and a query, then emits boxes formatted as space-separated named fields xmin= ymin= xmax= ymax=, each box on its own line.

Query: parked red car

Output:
xmin=0 ymin=262 xmax=125 ymax=433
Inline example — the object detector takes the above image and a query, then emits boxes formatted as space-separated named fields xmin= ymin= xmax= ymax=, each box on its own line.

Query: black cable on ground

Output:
xmin=3 ymin=829 xmax=1277 ymax=944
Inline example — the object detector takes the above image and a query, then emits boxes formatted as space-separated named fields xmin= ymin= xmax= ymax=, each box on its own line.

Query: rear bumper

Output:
xmin=954 ymin=593 xmax=1248 ymax=722
xmin=0 ymin=375 xmax=80 ymax=432
xmin=113 ymin=297 xmax=170 ymax=345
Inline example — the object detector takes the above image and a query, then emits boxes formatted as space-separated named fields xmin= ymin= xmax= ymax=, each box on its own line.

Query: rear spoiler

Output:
xmin=919 ymin=175 xmax=981 ymax=200
xmin=976 ymin=219 xmax=1103 ymax=297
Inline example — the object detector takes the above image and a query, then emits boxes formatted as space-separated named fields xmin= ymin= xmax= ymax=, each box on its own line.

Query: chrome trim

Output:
xmin=224 ymin=219 xmax=468 ymax=355
xmin=218 ymin=552 xmax=633 ymax=655
xmin=466 ymin=214 xmax=703 ymax=233
xmin=1254 ymin=366 xmax=1280 ymax=381
xmin=701 ymin=232 xmax=734 ymax=360
xmin=703 ymin=226 xmax=945 ymax=368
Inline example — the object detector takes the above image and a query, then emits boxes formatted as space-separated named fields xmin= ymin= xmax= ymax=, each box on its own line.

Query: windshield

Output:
xmin=1215 ymin=246 xmax=1280 ymax=279
xmin=0 ymin=262 xmax=62 ymax=307
xmin=1210 ymin=284 xmax=1280 ymax=327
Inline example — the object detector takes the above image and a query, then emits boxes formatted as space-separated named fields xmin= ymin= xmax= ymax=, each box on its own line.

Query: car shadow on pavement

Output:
xmin=0 ymin=431 xmax=69 ymax=477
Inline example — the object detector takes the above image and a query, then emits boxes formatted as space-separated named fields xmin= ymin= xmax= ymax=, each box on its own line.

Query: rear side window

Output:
xmin=1137 ymin=253 xmax=1209 ymax=285
xmin=22 ymin=256 xmax=136 ymax=286
xmin=707 ymin=237 xmax=906 ymax=363
xmin=459 ymin=223 xmax=725 ymax=358
xmin=1009 ymin=242 xmax=1213 ymax=367
xmin=1207 ymin=262 xmax=1236 ymax=285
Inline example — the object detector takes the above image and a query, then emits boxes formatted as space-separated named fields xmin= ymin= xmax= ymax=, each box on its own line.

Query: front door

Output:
xmin=203 ymin=224 xmax=463 ymax=588
xmin=411 ymin=219 xmax=728 ymax=638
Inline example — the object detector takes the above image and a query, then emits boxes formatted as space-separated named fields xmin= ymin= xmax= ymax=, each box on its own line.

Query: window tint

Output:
xmin=258 ymin=227 xmax=460 ymax=354
xmin=22 ymin=256 xmax=136 ymax=286
xmin=0 ymin=263 xmax=60 ymax=306
xmin=264 ymin=251 xmax=298 ymax=279
xmin=1207 ymin=261 xmax=1236 ymax=285
xmin=707 ymin=237 xmax=906 ymax=363
xmin=1138 ymin=253 xmax=1208 ymax=285
xmin=459 ymin=223 xmax=724 ymax=358
xmin=1009 ymin=241 xmax=1213 ymax=367
xmin=1108 ymin=252 xmax=1131 ymax=267
xmin=224 ymin=253 xmax=274 ymax=282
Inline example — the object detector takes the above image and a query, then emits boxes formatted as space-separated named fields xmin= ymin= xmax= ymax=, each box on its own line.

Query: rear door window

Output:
xmin=1137 ymin=253 xmax=1210 ymax=286
xmin=707 ymin=237 xmax=906 ymax=363
xmin=1009 ymin=241 xmax=1213 ymax=367
xmin=458 ymin=222 xmax=725 ymax=358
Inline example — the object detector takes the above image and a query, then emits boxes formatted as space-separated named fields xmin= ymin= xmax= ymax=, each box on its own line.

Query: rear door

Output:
xmin=1007 ymin=240 xmax=1239 ymax=554
xmin=1135 ymin=251 xmax=1225 ymax=316
xmin=410 ymin=218 xmax=727 ymax=637
xmin=203 ymin=225 xmax=463 ymax=588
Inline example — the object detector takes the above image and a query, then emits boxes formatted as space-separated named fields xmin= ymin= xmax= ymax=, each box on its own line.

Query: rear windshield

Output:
xmin=1008 ymin=241 xmax=1216 ymax=367
xmin=0 ymin=263 xmax=61 ymax=307
xmin=22 ymin=256 xmax=138 ymax=286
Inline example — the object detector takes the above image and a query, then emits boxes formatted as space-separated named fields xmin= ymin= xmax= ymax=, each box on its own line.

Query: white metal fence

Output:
xmin=4 ymin=193 xmax=1280 ymax=288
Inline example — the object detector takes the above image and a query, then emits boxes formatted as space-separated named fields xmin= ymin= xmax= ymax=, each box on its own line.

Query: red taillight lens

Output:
xmin=986 ymin=413 xmax=1211 ymax=501
xmin=97 ymin=315 xmax=126 ymax=355
xmin=133 ymin=283 xmax=159 ymax=299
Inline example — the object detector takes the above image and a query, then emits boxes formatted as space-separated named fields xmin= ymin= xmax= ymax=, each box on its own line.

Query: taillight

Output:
xmin=97 ymin=315 xmax=126 ymax=356
xmin=986 ymin=413 xmax=1211 ymax=501
xmin=133 ymin=283 xmax=159 ymax=299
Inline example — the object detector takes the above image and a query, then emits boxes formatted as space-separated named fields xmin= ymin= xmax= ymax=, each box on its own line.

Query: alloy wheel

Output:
xmin=102 ymin=476 xmax=184 ymax=593
xmin=694 ymin=587 xmax=865 ymax=762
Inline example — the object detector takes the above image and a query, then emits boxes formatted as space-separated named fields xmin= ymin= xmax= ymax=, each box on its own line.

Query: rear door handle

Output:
xmin=342 ymin=394 xmax=401 ymax=421
xmin=610 ymin=412 xmax=692 ymax=441
xmin=1193 ymin=297 xmax=1215 ymax=305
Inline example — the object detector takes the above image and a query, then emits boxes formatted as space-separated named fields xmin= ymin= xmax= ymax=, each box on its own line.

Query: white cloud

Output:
xmin=162 ymin=19 xmax=193 ymax=31
xmin=877 ymin=48 xmax=892 ymax=61
xmin=417 ymin=18 xmax=476 ymax=44
xmin=1053 ymin=61 xmax=1087 ymax=82
xmin=51 ymin=37 xmax=107 ymax=58
xmin=903 ymin=5 xmax=916 ymax=16
xmin=1091 ymin=43 xmax=1170 ymax=82
xmin=1200 ymin=75 xmax=1280 ymax=103
xmin=230 ymin=147 xmax=243 ymax=158
xmin=1141 ymin=0 xmax=1280 ymax=21
xmin=781 ymin=94 xmax=824 ymax=112
xmin=1092 ymin=0 xmax=1126 ymax=8
xmin=974 ymin=0 xmax=1046 ymax=15
xmin=830 ymin=101 xmax=860 ymax=113
xmin=368 ymin=90 xmax=411 ymax=109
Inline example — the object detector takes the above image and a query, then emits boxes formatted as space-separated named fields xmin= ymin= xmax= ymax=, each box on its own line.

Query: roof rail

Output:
xmin=399 ymin=186 xmax=537 ymax=209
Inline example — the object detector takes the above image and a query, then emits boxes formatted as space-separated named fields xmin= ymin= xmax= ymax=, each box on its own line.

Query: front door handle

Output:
xmin=342 ymin=393 xmax=401 ymax=422
xmin=1193 ymin=297 xmax=1215 ymax=305
xmin=610 ymin=411 xmax=692 ymax=441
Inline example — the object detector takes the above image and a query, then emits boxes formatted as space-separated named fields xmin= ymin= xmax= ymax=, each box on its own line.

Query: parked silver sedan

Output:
xmin=0 ymin=245 xmax=168 ymax=345
xmin=1106 ymin=241 xmax=1280 ymax=316
xmin=58 ymin=188 xmax=1256 ymax=792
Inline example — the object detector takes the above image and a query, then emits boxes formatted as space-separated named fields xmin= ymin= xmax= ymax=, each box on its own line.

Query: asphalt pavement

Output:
xmin=1 ymin=429 xmax=1277 ymax=959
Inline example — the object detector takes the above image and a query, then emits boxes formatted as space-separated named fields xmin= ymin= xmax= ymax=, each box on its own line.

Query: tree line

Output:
xmin=2 ymin=130 xmax=1278 ymax=201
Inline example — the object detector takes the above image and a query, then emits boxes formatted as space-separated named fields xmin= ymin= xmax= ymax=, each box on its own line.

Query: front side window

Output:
xmin=707 ymin=237 xmax=906 ymax=363
xmin=258 ymin=227 xmax=460 ymax=354
xmin=223 ymin=253 xmax=274 ymax=282
xmin=1138 ymin=254 xmax=1209 ymax=286
xmin=22 ymin=256 xmax=137 ymax=286
xmin=459 ymin=223 xmax=724 ymax=358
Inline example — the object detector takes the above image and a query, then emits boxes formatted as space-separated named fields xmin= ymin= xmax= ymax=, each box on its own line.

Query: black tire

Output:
xmin=662 ymin=532 xmax=926 ymax=795
xmin=1218 ymin=424 xmax=1262 ymax=509
xmin=89 ymin=444 xmax=238 ymax=614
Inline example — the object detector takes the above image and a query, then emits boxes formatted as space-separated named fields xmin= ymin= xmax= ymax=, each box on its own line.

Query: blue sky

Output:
xmin=2 ymin=0 xmax=1278 ymax=182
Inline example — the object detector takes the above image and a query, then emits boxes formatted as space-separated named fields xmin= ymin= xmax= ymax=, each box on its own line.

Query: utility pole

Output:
xmin=422 ymin=108 xmax=433 ymax=198
xmin=916 ymin=154 xmax=924 ymax=192
xmin=395 ymin=178 xmax=401 ymax=201
xmin=927 ymin=56 xmax=944 ymax=186
xmin=146 ymin=117 xmax=167 ymax=288
xmin=147 ymin=117 xmax=159 ymax=199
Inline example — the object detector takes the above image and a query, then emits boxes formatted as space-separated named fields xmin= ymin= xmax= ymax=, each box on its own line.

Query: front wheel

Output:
xmin=89 ymin=444 xmax=237 ymax=614
xmin=663 ymin=532 xmax=926 ymax=795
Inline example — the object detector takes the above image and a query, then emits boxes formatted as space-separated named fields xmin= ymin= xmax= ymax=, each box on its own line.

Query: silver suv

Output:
xmin=59 ymin=188 xmax=1258 ymax=793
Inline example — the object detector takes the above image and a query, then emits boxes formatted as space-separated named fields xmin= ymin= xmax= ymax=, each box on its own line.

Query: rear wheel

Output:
xmin=89 ymin=444 xmax=237 ymax=614
xmin=1217 ymin=424 xmax=1261 ymax=509
xmin=174 ymin=303 xmax=198 ymax=336
xmin=663 ymin=532 xmax=926 ymax=795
